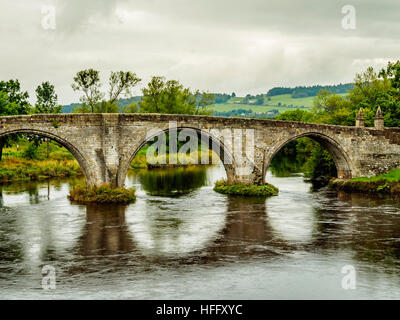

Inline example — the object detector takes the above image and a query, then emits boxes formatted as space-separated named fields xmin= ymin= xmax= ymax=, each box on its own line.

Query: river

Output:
xmin=0 ymin=165 xmax=399 ymax=299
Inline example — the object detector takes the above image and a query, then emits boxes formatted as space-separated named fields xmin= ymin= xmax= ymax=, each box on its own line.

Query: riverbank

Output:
xmin=0 ymin=141 xmax=82 ymax=184
xmin=214 ymin=179 xmax=279 ymax=197
xmin=0 ymin=158 xmax=82 ymax=183
xmin=329 ymin=169 xmax=400 ymax=195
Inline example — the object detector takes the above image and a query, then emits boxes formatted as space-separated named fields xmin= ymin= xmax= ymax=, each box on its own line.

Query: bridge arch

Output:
xmin=265 ymin=132 xmax=353 ymax=179
xmin=119 ymin=126 xmax=236 ymax=186
xmin=0 ymin=129 xmax=93 ymax=184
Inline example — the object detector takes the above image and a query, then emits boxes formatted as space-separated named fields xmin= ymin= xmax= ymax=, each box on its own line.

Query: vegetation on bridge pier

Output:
xmin=69 ymin=184 xmax=136 ymax=204
xmin=213 ymin=179 xmax=279 ymax=197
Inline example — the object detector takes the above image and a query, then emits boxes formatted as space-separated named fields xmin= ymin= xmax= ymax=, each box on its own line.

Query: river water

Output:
xmin=0 ymin=165 xmax=399 ymax=299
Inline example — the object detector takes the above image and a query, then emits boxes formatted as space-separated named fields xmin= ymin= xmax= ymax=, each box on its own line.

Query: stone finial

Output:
xmin=355 ymin=108 xmax=365 ymax=127
xmin=374 ymin=106 xmax=384 ymax=129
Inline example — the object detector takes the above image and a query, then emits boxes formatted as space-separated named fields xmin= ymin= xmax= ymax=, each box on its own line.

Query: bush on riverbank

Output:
xmin=329 ymin=169 xmax=400 ymax=195
xmin=213 ymin=179 xmax=279 ymax=197
xmin=69 ymin=184 xmax=136 ymax=204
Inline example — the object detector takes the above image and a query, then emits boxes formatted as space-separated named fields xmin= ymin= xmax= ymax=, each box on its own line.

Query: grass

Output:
xmin=329 ymin=169 xmax=400 ymax=195
xmin=213 ymin=179 xmax=279 ymax=197
xmin=0 ymin=141 xmax=82 ymax=183
xmin=69 ymin=184 xmax=136 ymax=204
xmin=348 ymin=169 xmax=400 ymax=183
xmin=0 ymin=158 xmax=82 ymax=183
xmin=210 ymin=93 xmax=348 ymax=113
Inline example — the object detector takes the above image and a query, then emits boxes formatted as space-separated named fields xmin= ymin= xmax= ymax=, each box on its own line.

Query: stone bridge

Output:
xmin=0 ymin=111 xmax=399 ymax=187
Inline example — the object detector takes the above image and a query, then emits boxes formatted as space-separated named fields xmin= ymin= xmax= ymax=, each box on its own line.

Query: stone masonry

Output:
xmin=0 ymin=112 xmax=399 ymax=187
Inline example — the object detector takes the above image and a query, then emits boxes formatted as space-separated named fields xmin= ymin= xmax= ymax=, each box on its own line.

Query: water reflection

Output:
xmin=135 ymin=166 xmax=208 ymax=196
xmin=0 ymin=167 xmax=400 ymax=299
xmin=76 ymin=205 xmax=134 ymax=256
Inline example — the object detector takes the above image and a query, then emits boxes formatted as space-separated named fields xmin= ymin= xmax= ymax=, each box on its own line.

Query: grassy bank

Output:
xmin=214 ymin=179 xmax=279 ymax=197
xmin=0 ymin=141 xmax=82 ymax=183
xmin=329 ymin=169 xmax=400 ymax=195
xmin=0 ymin=158 xmax=82 ymax=183
xmin=69 ymin=184 xmax=136 ymax=204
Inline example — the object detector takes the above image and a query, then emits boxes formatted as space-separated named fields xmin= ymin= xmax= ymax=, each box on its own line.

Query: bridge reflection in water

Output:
xmin=1 ymin=166 xmax=400 ymax=298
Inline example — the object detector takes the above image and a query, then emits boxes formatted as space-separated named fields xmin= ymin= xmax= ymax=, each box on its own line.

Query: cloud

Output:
xmin=0 ymin=0 xmax=399 ymax=104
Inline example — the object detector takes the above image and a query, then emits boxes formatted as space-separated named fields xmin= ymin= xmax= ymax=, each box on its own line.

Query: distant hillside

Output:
xmin=267 ymin=83 xmax=354 ymax=98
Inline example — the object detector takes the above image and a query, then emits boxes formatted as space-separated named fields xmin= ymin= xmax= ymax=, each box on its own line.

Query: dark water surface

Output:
xmin=0 ymin=166 xmax=400 ymax=299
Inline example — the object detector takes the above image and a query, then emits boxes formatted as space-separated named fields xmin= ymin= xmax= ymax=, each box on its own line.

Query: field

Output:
xmin=209 ymin=94 xmax=315 ymax=113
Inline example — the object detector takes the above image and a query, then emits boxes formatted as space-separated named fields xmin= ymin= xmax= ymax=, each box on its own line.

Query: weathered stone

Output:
xmin=0 ymin=113 xmax=398 ymax=186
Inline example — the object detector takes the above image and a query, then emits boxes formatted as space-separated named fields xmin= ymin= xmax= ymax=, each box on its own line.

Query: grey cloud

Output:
xmin=0 ymin=0 xmax=399 ymax=104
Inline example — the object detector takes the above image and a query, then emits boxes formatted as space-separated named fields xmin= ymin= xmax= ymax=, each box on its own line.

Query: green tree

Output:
xmin=34 ymin=81 xmax=62 ymax=157
xmin=0 ymin=80 xmax=30 ymax=161
xmin=139 ymin=77 xmax=212 ymax=115
xmin=275 ymin=109 xmax=315 ymax=122
xmin=109 ymin=71 xmax=141 ymax=104
xmin=35 ymin=81 xmax=61 ymax=114
xmin=72 ymin=69 xmax=104 ymax=113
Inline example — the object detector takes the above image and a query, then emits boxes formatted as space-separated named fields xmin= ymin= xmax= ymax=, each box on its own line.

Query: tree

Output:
xmin=0 ymin=79 xmax=30 ymax=114
xmin=108 ymin=71 xmax=141 ymax=104
xmin=34 ymin=81 xmax=62 ymax=157
xmin=35 ymin=81 xmax=61 ymax=114
xmin=0 ymin=80 xmax=31 ymax=161
xmin=139 ymin=77 xmax=212 ymax=115
xmin=72 ymin=69 xmax=104 ymax=113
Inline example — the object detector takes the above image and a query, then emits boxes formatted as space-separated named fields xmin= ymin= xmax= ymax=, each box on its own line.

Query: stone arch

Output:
xmin=0 ymin=129 xmax=94 ymax=184
xmin=265 ymin=132 xmax=353 ymax=179
xmin=118 ymin=126 xmax=236 ymax=186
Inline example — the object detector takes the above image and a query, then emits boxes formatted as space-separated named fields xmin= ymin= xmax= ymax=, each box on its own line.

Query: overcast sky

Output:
xmin=0 ymin=0 xmax=399 ymax=104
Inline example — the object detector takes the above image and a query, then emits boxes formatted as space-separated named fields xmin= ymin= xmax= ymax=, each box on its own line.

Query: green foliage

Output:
xmin=274 ymin=109 xmax=315 ymax=122
xmin=72 ymin=69 xmax=104 ymax=113
xmin=22 ymin=142 xmax=38 ymax=160
xmin=139 ymin=76 xmax=212 ymax=115
xmin=69 ymin=184 xmax=136 ymax=204
xmin=310 ymin=61 xmax=400 ymax=127
xmin=302 ymin=144 xmax=337 ymax=180
xmin=52 ymin=119 xmax=60 ymax=128
xmin=94 ymin=100 xmax=119 ymax=113
xmin=213 ymin=180 xmax=279 ymax=197
xmin=35 ymin=81 xmax=62 ymax=114
xmin=108 ymin=71 xmax=141 ymax=104
xmin=0 ymin=79 xmax=30 ymax=115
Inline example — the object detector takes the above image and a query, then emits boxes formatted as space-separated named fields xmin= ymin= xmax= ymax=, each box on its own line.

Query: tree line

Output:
xmin=267 ymin=83 xmax=354 ymax=98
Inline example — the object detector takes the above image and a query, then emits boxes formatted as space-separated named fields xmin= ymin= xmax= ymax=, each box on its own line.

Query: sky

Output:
xmin=0 ymin=0 xmax=399 ymax=104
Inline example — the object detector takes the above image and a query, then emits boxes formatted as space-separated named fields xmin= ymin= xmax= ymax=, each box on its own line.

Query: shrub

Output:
xmin=22 ymin=143 xmax=38 ymax=160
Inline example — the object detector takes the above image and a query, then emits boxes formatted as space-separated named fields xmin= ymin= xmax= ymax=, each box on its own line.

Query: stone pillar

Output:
xmin=355 ymin=108 xmax=365 ymax=127
xmin=96 ymin=114 xmax=122 ymax=187
xmin=374 ymin=106 xmax=384 ymax=129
